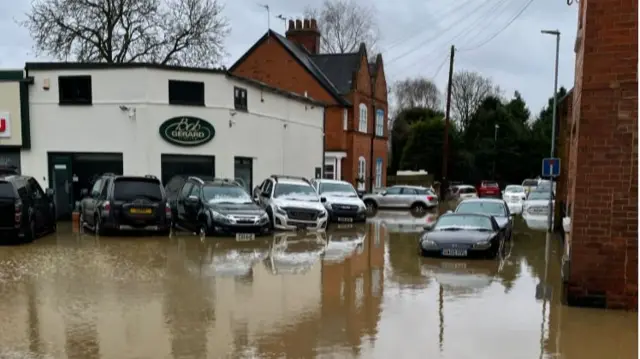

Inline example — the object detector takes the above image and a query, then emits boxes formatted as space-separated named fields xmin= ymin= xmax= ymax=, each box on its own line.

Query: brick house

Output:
xmin=230 ymin=19 xmax=388 ymax=191
xmin=560 ymin=0 xmax=638 ymax=310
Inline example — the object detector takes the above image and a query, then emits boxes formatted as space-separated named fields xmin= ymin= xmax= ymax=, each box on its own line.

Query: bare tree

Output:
xmin=304 ymin=0 xmax=379 ymax=54
xmin=451 ymin=70 xmax=500 ymax=129
xmin=394 ymin=77 xmax=441 ymax=111
xmin=22 ymin=0 xmax=231 ymax=67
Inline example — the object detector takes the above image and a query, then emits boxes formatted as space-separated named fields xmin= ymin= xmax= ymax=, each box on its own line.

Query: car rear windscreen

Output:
xmin=482 ymin=181 xmax=499 ymax=187
xmin=0 ymin=182 xmax=14 ymax=198
xmin=114 ymin=178 xmax=163 ymax=201
xmin=522 ymin=179 xmax=538 ymax=186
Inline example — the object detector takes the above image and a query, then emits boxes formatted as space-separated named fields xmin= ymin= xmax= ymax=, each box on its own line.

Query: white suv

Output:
xmin=310 ymin=179 xmax=367 ymax=223
xmin=254 ymin=175 xmax=328 ymax=231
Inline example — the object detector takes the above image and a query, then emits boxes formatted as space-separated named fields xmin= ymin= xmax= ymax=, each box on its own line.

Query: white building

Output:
xmin=2 ymin=63 xmax=325 ymax=218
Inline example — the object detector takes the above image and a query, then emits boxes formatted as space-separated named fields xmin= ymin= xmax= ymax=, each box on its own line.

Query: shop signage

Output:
xmin=0 ymin=112 xmax=11 ymax=138
xmin=159 ymin=116 xmax=215 ymax=147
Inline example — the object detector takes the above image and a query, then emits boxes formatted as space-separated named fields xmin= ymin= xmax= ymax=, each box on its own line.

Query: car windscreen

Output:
xmin=113 ymin=178 xmax=163 ymax=201
xmin=522 ymin=179 xmax=538 ymax=187
xmin=203 ymin=185 xmax=252 ymax=204
xmin=318 ymin=182 xmax=357 ymax=197
xmin=274 ymin=183 xmax=318 ymax=199
xmin=434 ymin=215 xmax=493 ymax=230
xmin=481 ymin=181 xmax=499 ymax=187
xmin=456 ymin=202 xmax=507 ymax=216
xmin=505 ymin=186 xmax=524 ymax=193
xmin=527 ymin=191 xmax=552 ymax=200
xmin=0 ymin=182 xmax=15 ymax=198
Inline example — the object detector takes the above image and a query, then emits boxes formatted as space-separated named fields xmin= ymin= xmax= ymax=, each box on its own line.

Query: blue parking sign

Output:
xmin=542 ymin=158 xmax=560 ymax=178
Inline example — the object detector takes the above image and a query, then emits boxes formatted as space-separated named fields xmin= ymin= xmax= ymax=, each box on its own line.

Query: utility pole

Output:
xmin=441 ymin=45 xmax=455 ymax=198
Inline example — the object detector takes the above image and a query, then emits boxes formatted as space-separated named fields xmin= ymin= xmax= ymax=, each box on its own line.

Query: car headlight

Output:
xmin=318 ymin=210 xmax=327 ymax=218
xmin=357 ymin=203 xmax=366 ymax=212
xmin=260 ymin=212 xmax=269 ymax=221
xmin=273 ymin=205 xmax=286 ymax=215
xmin=211 ymin=210 xmax=230 ymax=223
xmin=421 ymin=239 xmax=437 ymax=248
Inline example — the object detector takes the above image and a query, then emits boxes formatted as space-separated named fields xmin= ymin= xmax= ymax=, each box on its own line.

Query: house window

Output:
xmin=358 ymin=103 xmax=367 ymax=133
xmin=357 ymin=156 xmax=366 ymax=191
xmin=375 ymin=158 xmax=383 ymax=188
xmin=343 ymin=109 xmax=348 ymax=130
xmin=234 ymin=87 xmax=248 ymax=111
xmin=168 ymin=80 xmax=205 ymax=106
xmin=376 ymin=110 xmax=384 ymax=136
xmin=324 ymin=164 xmax=335 ymax=179
xmin=58 ymin=76 xmax=92 ymax=105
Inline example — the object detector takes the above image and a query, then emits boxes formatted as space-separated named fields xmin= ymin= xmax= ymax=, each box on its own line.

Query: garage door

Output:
xmin=161 ymin=154 xmax=215 ymax=185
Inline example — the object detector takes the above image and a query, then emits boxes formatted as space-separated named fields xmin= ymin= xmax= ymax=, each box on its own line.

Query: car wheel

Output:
xmin=411 ymin=203 xmax=427 ymax=213
xmin=364 ymin=200 xmax=377 ymax=212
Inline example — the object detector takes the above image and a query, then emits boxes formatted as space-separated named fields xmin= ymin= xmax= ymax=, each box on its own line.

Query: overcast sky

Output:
xmin=0 ymin=0 xmax=578 ymax=115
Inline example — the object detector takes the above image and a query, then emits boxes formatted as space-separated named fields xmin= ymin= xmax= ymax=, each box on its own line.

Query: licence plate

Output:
xmin=337 ymin=223 xmax=354 ymax=229
xmin=130 ymin=208 xmax=152 ymax=214
xmin=441 ymin=262 xmax=467 ymax=269
xmin=236 ymin=233 xmax=255 ymax=241
xmin=442 ymin=249 xmax=468 ymax=257
xmin=337 ymin=217 xmax=353 ymax=223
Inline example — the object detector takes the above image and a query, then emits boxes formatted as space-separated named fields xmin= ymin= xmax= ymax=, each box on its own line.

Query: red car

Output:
xmin=477 ymin=180 xmax=500 ymax=198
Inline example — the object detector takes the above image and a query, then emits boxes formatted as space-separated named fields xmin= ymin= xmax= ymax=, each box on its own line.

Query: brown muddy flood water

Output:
xmin=0 ymin=209 xmax=636 ymax=359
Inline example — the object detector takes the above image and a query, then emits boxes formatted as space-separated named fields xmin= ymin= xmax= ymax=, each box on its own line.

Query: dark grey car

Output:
xmin=419 ymin=213 xmax=504 ymax=259
xmin=452 ymin=198 xmax=514 ymax=240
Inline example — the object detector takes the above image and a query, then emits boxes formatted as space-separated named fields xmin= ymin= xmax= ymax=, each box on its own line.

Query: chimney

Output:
xmin=285 ymin=17 xmax=321 ymax=55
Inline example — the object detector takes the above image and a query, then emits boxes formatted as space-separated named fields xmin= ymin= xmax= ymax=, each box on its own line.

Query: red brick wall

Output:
xmin=565 ymin=0 xmax=638 ymax=310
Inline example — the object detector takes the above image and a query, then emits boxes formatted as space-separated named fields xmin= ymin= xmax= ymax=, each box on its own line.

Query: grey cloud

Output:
xmin=0 ymin=0 xmax=578 ymax=113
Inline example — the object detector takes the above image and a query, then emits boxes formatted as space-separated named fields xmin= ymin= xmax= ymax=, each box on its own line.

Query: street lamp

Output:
xmin=541 ymin=29 xmax=560 ymax=233
xmin=492 ymin=124 xmax=499 ymax=179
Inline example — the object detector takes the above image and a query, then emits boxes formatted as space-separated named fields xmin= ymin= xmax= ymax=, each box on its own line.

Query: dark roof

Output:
xmin=229 ymin=30 xmax=352 ymax=106
xmin=24 ymin=62 xmax=325 ymax=106
xmin=310 ymin=53 xmax=360 ymax=94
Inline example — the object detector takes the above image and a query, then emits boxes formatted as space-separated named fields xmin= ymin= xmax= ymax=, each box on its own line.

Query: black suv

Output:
xmin=0 ymin=174 xmax=56 ymax=242
xmin=172 ymin=176 xmax=270 ymax=238
xmin=79 ymin=173 xmax=171 ymax=235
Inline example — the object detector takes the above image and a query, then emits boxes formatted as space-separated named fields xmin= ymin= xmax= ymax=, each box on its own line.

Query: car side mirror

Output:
xmin=80 ymin=188 xmax=89 ymax=198
xmin=380 ymin=191 xmax=387 ymax=196
xmin=186 ymin=195 xmax=200 ymax=204
xmin=45 ymin=188 xmax=55 ymax=197
xmin=446 ymin=210 xmax=453 ymax=214
xmin=320 ymin=197 xmax=327 ymax=203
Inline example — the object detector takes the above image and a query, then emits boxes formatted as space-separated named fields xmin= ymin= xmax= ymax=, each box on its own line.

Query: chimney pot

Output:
xmin=303 ymin=19 xmax=310 ymax=29
xmin=310 ymin=19 xmax=318 ymax=29
xmin=295 ymin=19 xmax=302 ymax=29
xmin=288 ymin=19 xmax=294 ymax=30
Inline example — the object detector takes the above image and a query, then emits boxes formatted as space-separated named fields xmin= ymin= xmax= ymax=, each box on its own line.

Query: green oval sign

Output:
xmin=159 ymin=116 xmax=215 ymax=147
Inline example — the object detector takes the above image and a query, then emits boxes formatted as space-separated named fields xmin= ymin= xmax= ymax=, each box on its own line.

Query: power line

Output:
xmin=457 ymin=0 xmax=536 ymax=52
xmin=432 ymin=54 xmax=450 ymax=79
xmin=454 ymin=0 xmax=519 ymax=49
xmin=386 ymin=0 xmax=497 ymax=65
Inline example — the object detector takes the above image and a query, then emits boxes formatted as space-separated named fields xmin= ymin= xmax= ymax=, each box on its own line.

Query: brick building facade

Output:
xmin=230 ymin=19 xmax=388 ymax=191
xmin=561 ymin=0 xmax=638 ymax=310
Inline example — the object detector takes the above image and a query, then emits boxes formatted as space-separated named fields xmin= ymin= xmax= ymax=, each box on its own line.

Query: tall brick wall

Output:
xmin=564 ymin=0 xmax=638 ymax=310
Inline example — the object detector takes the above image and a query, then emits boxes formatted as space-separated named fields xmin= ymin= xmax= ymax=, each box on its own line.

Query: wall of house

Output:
xmin=564 ymin=0 xmax=638 ymax=310
xmin=21 ymin=67 xmax=324 ymax=187
xmin=0 ymin=80 xmax=23 ymax=147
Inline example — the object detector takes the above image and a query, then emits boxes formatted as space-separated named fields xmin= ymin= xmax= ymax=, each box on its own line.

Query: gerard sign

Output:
xmin=159 ymin=117 xmax=215 ymax=147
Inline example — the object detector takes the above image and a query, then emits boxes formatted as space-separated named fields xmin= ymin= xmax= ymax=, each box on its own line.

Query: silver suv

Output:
xmin=362 ymin=185 xmax=438 ymax=212
xmin=253 ymin=175 xmax=329 ymax=231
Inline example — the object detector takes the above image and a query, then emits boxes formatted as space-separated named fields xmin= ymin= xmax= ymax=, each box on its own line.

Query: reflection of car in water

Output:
xmin=182 ymin=239 xmax=271 ymax=278
xmin=324 ymin=224 xmax=366 ymax=263
xmin=367 ymin=210 xmax=437 ymax=233
xmin=264 ymin=231 xmax=327 ymax=275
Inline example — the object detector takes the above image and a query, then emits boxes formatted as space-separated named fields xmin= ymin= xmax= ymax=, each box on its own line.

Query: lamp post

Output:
xmin=541 ymin=29 xmax=560 ymax=233
xmin=492 ymin=124 xmax=499 ymax=179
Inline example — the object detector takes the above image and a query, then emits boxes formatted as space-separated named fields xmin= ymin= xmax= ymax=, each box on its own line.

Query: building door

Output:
xmin=48 ymin=153 xmax=73 ymax=219
xmin=161 ymin=154 xmax=215 ymax=185
xmin=234 ymin=157 xmax=253 ymax=194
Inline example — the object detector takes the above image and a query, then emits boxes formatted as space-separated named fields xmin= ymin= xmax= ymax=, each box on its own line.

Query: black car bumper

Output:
xmin=328 ymin=208 xmax=367 ymax=223
xmin=102 ymin=218 xmax=171 ymax=233
xmin=209 ymin=221 xmax=271 ymax=236
xmin=0 ymin=227 xmax=22 ymax=241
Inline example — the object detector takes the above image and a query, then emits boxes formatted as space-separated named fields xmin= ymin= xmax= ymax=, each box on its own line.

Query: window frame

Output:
xmin=358 ymin=103 xmax=368 ymax=133
xmin=343 ymin=108 xmax=348 ymax=130
xmin=58 ymin=75 xmax=93 ymax=105
xmin=168 ymin=80 xmax=205 ymax=106
xmin=375 ymin=110 xmax=384 ymax=137
xmin=234 ymin=86 xmax=248 ymax=111
xmin=375 ymin=158 xmax=383 ymax=188
xmin=357 ymin=156 xmax=366 ymax=186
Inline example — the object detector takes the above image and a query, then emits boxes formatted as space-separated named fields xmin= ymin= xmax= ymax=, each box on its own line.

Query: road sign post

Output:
xmin=541 ymin=157 xmax=560 ymax=232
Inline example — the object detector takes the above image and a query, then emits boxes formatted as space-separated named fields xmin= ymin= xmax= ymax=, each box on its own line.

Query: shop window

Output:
xmin=58 ymin=76 xmax=92 ymax=105
xmin=234 ymin=87 xmax=248 ymax=111
xmin=168 ymin=80 xmax=205 ymax=106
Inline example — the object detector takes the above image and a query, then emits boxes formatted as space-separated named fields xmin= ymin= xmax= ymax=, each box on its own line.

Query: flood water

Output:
xmin=0 ymin=208 xmax=636 ymax=359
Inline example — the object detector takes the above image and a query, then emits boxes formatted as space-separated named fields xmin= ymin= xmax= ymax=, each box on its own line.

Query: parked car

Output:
xmin=521 ymin=178 xmax=539 ymax=195
xmin=173 ymin=176 xmax=270 ymax=238
xmin=310 ymin=179 xmax=366 ymax=223
xmin=79 ymin=173 xmax=171 ymax=235
xmin=0 ymin=174 xmax=56 ymax=242
xmin=419 ymin=213 xmax=505 ymax=259
xmin=362 ymin=185 xmax=438 ymax=212
xmin=523 ymin=190 xmax=555 ymax=219
xmin=454 ymin=185 xmax=478 ymax=202
xmin=477 ymin=180 xmax=500 ymax=198
xmin=452 ymin=198 xmax=514 ymax=240
xmin=502 ymin=184 xmax=527 ymax=214
xmin=253 ymin=175 xmax=329 ymax=231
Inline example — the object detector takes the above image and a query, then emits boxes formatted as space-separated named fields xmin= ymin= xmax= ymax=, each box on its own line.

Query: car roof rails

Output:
xmin=187 ymin=176 xmax=205 ymax=184
xmin=144 ymin=174 xmax=159 ymax=180
xmin=102 ymin=172 xmax=117 ymax=177
xmin=270 ymin=174 xmax=310 ymax=184
xmin=208 ymin=178 xmax=243 ymax=186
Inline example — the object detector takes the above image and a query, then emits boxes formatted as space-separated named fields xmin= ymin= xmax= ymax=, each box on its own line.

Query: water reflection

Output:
xmin=367 ymin=209 xmax=437 ymax=233
xmin=0 ymin=219 xmax=635 ymax=359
